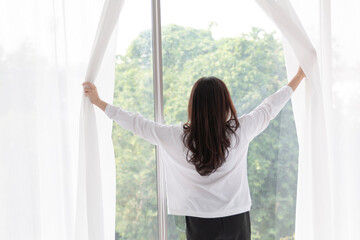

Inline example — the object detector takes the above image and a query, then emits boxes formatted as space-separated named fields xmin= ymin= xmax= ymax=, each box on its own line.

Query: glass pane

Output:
xmin=113 ymin=1 xmax=157 ymax=239
xmin=161 ymin=1 xmax=298 ymax=239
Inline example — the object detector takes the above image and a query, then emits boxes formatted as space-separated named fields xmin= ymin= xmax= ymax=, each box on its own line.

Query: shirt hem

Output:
xmin=168 ymin=204 xmax=252 ymax=218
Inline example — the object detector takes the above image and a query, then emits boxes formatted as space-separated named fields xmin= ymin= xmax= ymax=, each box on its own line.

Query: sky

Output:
xmin=116 ymin=0 xmax=280 ymax=55
xmin=0 ymin=0 xmax=281 ymax=61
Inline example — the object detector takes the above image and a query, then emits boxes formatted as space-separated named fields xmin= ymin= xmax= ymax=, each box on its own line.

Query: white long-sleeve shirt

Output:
xmin=104 ymin=85 xmax=294 ymax=218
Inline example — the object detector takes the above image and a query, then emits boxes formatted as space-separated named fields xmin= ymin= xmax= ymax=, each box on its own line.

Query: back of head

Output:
xmin=182 ymin=76 xmax=240 ymax=176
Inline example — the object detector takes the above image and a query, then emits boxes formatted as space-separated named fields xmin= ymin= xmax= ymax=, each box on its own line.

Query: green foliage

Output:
xmin=112 ymin=25 xmax=298 ymax=240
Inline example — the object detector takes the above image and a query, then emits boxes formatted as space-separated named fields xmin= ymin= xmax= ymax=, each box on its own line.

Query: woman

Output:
xmin=82 ymin=66 xmax=305 ymax=240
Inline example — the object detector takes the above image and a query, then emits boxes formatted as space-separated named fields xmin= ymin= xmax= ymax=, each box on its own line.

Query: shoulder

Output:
xmin=237 ymin=114 xmax=250 ymax=127
xmin=158 ymin=123 xmax=186 ymax=154
xmin=160 ymin=122 xmax=184 ymax=139
xmin=171 ymin=123 xmax=185 ymax=137
xmin=235 ymin=114 xmax=251 ymax=138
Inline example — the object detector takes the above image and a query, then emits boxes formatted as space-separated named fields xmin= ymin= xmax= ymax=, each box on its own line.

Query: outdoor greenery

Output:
xmin=112 ymin=24 xmax=298 ymax=240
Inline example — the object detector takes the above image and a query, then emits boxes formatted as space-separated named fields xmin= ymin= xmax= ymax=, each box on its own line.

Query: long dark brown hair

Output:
xmin=182 ymin=76 xmax=240 ymax=176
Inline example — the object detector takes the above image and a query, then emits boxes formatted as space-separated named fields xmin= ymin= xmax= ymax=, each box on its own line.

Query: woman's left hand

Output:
xmin=82 ymin=82 xmax=101 ymax=104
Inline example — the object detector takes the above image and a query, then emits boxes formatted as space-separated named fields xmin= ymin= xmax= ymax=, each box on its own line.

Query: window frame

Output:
xmin=150 ymin=0 xmax=168 ymax=239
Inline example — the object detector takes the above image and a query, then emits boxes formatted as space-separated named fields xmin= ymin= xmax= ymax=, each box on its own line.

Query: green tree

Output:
xmin=112 ymin=25 xmax=298 ymax=240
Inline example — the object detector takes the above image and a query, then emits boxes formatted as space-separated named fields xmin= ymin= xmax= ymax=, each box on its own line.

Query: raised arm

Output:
xmin=239 ymin=66 xmax=305 ymax=141
xmin=103 ymin=103 xmax=178 ymax=146
xmin=82 ymin=82 xmax=178 ymax=147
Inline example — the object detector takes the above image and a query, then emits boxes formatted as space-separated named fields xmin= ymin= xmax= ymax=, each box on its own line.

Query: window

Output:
xmin=113 ymin=0 xmax=298 ymax=239
xmin=114 ymin=1 xmax=158 ymax=239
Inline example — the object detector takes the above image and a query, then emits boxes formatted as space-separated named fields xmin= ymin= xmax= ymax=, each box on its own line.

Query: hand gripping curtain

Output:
xmin=76 ymin=0 xmax=125 ymax=239
xmin=254 ymin=0 xmax=332 ymax=239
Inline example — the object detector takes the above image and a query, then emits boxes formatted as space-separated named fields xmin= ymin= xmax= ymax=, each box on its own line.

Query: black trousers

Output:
xmin=185 ymin=211 xmax=251 ymax=240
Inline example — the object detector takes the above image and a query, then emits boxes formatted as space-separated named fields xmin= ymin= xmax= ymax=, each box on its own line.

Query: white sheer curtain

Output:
xmin=256 ymin=0 xmax=360 ymax=239
xmin=0 ymin=0 xmax=120 ymax=239
xmin=285 ymin=0 xmax=360 ymax=239
xmin=76 ymin=0 xmax=124 ymax=239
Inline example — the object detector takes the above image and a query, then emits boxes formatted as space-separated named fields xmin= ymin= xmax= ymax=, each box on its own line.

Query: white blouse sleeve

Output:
xmin=238 ymin=85 xmax=294 ymax=141
xmin=104 ymin=104 xmax=178 ymax=146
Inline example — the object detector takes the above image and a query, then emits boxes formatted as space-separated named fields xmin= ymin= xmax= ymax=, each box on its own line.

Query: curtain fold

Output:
xmin=255 ymin=0 xmax=333 ymax=239
xmin=0 ymin=0 xmax=122 ymax=239
xmin=256 ymin=0 xmax=360 ymax=239
xmin=287 ymin=0 xmax=360 ymax=239
xmin=76 ymin=0 xmax=125 ymax=239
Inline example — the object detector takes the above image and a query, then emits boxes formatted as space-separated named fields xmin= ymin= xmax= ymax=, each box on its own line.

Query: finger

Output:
xmin=85 ymin=83 xmax=94 ymax=89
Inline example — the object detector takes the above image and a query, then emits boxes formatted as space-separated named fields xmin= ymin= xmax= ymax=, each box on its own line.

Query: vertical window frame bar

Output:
xmin=151 ymin=0 xmax=167 ymax=239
